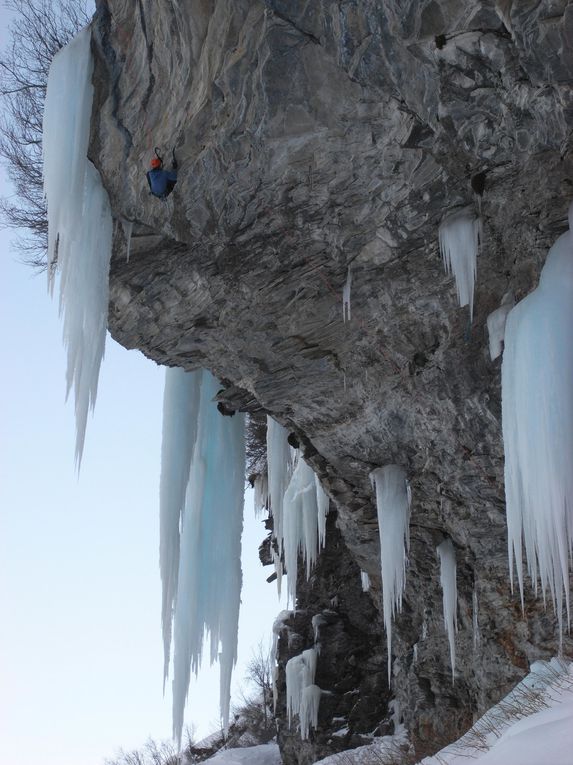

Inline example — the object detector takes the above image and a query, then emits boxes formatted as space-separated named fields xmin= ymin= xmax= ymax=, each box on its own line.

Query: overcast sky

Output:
xmin=0 ymin=165 xmax=284 ymax=764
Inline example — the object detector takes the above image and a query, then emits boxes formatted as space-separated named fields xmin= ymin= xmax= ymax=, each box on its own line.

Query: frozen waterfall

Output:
xmin=159 ymin=368 xmax=201 ymax=686
xmin=286 ymin=647 xmax=321 ymax=739
xmin=160 ymin=368 xmax=246 ymax=745
xmin=266 ymin=417 xmax=329 ymax=603
xmin=502 ymin=206 xmax=573 ymax=630
xmin=439 ymin=211 xmax=480 ymax=320
xmin=43 ymin=27 xmax=113 ymax=466
xmin=370 ymin=465 xmax=411 ymax=680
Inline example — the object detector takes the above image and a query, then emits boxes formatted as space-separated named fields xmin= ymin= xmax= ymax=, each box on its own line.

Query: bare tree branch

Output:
xmin=0 ymin=0 xmax=91 ymax=269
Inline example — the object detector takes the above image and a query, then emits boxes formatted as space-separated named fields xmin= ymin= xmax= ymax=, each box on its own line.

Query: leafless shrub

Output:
xmin=0 ymin=0 xmax=91 ymax=268
xmin=329 ymin=737 xmax=414 ymax=765
xmin=432 ymin=660 xmax=573 ymax=762
xmin=104 ymin=737 xmax=179 ymax=765
xmin=246 ymin=413 xmax=267 ymax=480
xmin=229 ymin=641 xmax=276 ymax=746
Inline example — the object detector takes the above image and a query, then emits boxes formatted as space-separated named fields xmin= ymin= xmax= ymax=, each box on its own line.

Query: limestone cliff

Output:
xmin=88 ymin=1 xmax=572 ymax=761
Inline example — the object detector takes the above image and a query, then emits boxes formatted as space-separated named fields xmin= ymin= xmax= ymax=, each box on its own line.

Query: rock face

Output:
xmin=89 ymin=0 xmax=572 ymax=761
xmin=273 ymin=513 xmax=392 ymax=765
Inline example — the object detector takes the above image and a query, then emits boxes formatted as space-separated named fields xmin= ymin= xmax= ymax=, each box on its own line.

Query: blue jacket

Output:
xmin=146 ymin=167 xmax=177 ymax=197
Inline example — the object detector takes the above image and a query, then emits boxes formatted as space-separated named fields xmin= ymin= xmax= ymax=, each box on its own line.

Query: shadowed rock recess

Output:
xmin=89 ymin=0 xmax=573 ymax=761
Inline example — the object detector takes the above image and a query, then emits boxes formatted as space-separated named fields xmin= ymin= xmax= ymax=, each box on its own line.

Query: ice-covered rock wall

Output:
xmin=87 ymin=0 xmax=573 ymax=761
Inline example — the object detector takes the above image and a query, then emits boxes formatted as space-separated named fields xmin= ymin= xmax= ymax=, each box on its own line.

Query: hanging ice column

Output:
xmin=43 ymin=27 xmax=113 ymax=465
xmin=266 ymin=417 xmax=294 ymax=564
xmin=438 ymin=211 xmax=480 ymax=320
xmin=370 ymin=465 xmax=411 ymax=680
xmin=159 ymin=369 xmax=201 ymax=686
xmin=160 ymin=368 xmax=246 ymax=745
xmin=286 ymin=648 xmax=321 ymax=739
xmin=502 ymin=205 xmax=573 ymax=630
xmin=437 ymin=539 xmax=458 ymax=680
xmin=266 ymin=417 xmax=330 ymax=603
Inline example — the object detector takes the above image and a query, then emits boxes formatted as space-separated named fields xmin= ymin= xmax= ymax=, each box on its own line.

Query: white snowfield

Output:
xmin=313 ymin=728 xmax=409 ymax=765
xmin=202 ymin=743 xmax=282 ymax=764
xmin=311 ymin=661 xmax=573 ymax=765
xmin=421 ymin=659 xmax=573 ymax=765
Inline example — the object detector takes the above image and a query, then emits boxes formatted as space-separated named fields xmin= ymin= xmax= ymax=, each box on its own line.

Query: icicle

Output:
xmin=437 ymin=539 xmax=458 ymax=680
xmin=121 ymin=219 xmax=134 ymax=262
xmin=369 ymin=465 xmax=411 ymax=680
xmin=472 ymin=584 xmax=481 ymax=650
xmin=361 ymin=571 xmax=371 ymax=592
xmin=342 ymin=267 xmax=352 ymax=322
xmin=502 ymin=209 xmax=573 ymax=632
xmin=272 ymin=550 xmax=283 ymax=599
xmin=300 ymin=685 xmax=322 ymax=739
xmin=285 ymin=648 xmax=319 ymax=736
xmin=316 ymin=474 xmax=330 ymax=549
xmin=170 ymin=370 xmax=246 ymax=745
xmin=43 ymin=27 xmax=113 ymax=467
xmin=286 ymin=655 xmax=306 ymax=725
xmin=312 ymin=614 xmax=327 ymax=646
xmin=438 ymin=211 xmax=480 ymax=319
xmin=282 ymin=459 xmax=327 ymax=604
xmin=389 ymin=699 xmax=401 ymax=731
xmin=487 ymin=292 xmax=514 ymax=360
xmin=266 ymin=417 xmax=293 ymax=556
xmin=272 ymin=664 xmax=279 ymax=713
xmin=159 ymin=368 xmax=201 ymax=687
xmin=254 ymin=473 xmax=269 ymax=517
xmin=266 ymin=420 xmax=327 ymax=602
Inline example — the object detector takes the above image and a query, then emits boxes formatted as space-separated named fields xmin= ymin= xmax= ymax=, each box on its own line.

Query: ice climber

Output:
xmin=146 ymin=148 xmax=178 ymax=198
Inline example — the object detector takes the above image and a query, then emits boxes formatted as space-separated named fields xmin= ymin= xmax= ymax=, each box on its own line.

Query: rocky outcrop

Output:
xmin=89 ymin=0 xmax=573 ymax=761
xmin=273 ymin=513 xmax=391 ymax=765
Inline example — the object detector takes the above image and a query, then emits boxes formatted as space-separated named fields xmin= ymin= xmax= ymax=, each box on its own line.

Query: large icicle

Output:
xmin=43 ymin=27 xmax=113 ymax=466
xmin=342 ymin=267 xmax=352 ymax=322
xmin=437 ymin=539 xmax=458 ymax=680
xmin=438 ymin=211 xmax=480 ymax=320
xmin=316 ymin=474 xmax=330 ymax=548
xmin=253 ymin=474 xmax=269 ymax=517
xmin=300 ymin=685 xmax=322 ymax=739
xmin=282 ymin=459 xmax=328 ymax=604
xmin=165 ymin=370 xmax=245 ymax=745
xmin=285 ymin=647 xmax=320 ymax=738
xmin=370 ymin=465 xmax=411 ymax=680
xmin=267 ymin=417 xmax=329 ymax=601
xmin=486 ymin=292 xmax=514 ymax=361
xmin=159 ymin=368 xmax=201 ymax=686
xmin=266 ymin=417 xmax=293 ymax=558
xmin=502 ymin=207 xmax=573 ymax=629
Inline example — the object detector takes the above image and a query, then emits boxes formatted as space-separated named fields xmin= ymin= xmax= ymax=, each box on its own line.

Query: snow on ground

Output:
xmin=201 ymin=743 xmax=282 ymax=764
xmin=313 ymin=660 xmax=573 ymax=765
xmin=314 ymin=728 xmax=409 ymax=764
xmin=421 ymin=659 xmax=573 ymax=765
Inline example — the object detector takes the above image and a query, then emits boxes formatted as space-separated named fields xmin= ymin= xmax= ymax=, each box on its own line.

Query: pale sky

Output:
xmin=0 ymin=168 xmax=285 ymax=764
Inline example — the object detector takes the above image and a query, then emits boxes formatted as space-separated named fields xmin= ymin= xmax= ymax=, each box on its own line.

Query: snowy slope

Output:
xmin=420 ymin=659 xmax=573 ymax=765
xmin=201 ymin=743 xmax=282 ymax=764
xmin=313 ymin=660 xmax=573 ymax=765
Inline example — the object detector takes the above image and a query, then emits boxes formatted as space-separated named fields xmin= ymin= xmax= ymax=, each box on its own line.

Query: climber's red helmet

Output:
xmin=150 ymin=157 xmax=162 ymax=169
